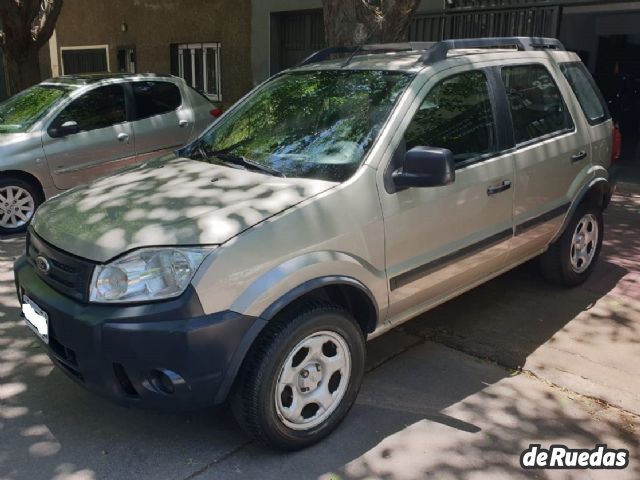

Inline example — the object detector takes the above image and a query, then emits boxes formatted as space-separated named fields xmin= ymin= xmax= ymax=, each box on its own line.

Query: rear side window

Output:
xmin=132 ymin=81 xmax=181 ymax=120
xmin=501 ymin=64 xmax=574 ymax=145
xmin=54 ymin=84 xmax=126 ymax=132
xmin=405 ymin=70 xmax=497 ymax=165
xmin=560 ymin=62 xmax=610 ymax=125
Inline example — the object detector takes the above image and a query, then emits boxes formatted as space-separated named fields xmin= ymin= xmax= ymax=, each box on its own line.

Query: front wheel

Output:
xmin=231 ymin=302 xmax=365 ymax=450
xmin=540 ymin=201 xmax=603 ymax=286
xmin=0 ymin=177 xmax=42 ymax=235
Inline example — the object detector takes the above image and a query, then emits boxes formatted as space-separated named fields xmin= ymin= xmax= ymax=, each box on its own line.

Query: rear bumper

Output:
xmin=14 ymin=255 xmax=264 ymax=410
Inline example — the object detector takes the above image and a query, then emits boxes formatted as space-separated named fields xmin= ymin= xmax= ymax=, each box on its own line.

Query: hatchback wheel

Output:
xmin=0 ymin=178 xmax=41 ymax=235
xmin=540 ymin=201 xmax=603 ymax=286
xmin=231 ymin=302 xmax=365 ymax=450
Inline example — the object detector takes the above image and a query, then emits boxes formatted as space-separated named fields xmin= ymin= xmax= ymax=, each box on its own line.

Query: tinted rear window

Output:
xmin=133 ymin=81 xmax=181 ymax=120
xmin=560 ymin=62 xmax=610 ymax=125
xmin=502 ymin=64 xmax=574 ymax=145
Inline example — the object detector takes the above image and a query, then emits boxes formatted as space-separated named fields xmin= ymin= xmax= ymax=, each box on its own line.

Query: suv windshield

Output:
xmin=195 ymin=70 xmax=412 ymax=182
xmin=0 ymin=84 xmax=71 ymax=134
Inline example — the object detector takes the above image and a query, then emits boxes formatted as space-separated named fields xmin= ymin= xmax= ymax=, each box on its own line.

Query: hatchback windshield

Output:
xmin=195 ymin=70 xmax=413 ymax=182
xmin=0 ymin=85 xmax=71 ymax=133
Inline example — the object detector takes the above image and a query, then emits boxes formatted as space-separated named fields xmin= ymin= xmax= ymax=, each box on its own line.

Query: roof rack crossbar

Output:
xmin=419 ymin=37 xmax=565 ymax=64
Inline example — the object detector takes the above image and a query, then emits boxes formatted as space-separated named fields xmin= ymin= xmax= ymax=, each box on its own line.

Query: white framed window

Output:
xmin=178 ymin=43 xmax=221 ymax=102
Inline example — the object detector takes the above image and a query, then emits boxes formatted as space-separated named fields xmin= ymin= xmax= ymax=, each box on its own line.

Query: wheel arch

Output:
xmin=0 ymin=170 xmax=46 ymax=202
xmin=552 ymin=177 xmax=611 ymax=244
xmin=214 ymin=276 xmax=379 ymax=404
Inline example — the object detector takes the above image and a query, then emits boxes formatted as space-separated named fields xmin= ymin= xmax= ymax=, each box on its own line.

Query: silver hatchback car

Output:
xmin=0 ymin=73 xmax=215 ymax=234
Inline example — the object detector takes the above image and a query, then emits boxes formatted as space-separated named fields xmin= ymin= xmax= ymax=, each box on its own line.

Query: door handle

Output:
xmin=487 ymin=180 xmax=512 ymax=196
xmin=179 ymin=120 xmax=190 ymax=128
xmin=571 ymin=151 xmax=588 ymax=163
xmin=117 ymin=133 xmax=130 ymax=143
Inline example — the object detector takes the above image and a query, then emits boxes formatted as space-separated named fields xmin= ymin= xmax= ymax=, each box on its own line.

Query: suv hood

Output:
xmin=32 ymin=156 xmax=336 ymax=262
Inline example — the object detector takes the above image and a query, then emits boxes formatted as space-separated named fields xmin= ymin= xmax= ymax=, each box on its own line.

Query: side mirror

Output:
xmin=49 ymin=120 xmax=79 ymax=138
xmin=392 ymin=146 xmax=455 ymax=189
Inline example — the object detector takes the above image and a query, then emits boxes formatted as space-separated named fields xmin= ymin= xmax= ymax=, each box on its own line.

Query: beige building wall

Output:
xmin=50 ymin=0 xmax=253 ymax=106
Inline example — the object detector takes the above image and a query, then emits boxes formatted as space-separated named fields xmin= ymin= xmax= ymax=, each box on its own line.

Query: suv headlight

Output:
xmin=89 ymin=247 xmax=212 ymax=303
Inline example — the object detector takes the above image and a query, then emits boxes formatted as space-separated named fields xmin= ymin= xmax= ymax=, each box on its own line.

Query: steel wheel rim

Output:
xmin=0 ymin=186 xmax=35 ymax=229
xmin=275 ymin=330 xmax=352 ymax=430
xmin=570 ymin=213 xmax=599 ymax=274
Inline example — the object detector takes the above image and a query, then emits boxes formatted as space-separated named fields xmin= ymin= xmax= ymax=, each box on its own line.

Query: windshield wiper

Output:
xmin=212 ymin=152 xmax=285 ymax=178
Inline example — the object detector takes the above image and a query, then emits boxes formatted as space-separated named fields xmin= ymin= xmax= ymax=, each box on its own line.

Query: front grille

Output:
xmin=26 ymin=230 xmax=94 ymax=302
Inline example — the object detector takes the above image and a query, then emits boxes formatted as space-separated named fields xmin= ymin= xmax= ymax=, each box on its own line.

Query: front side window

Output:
xmin=502 ymin=64 xmax=573 ymax=144
xmin=178 ymin=43 xmax=221 ymax=101
xmin=0 ymin=85 xmax=71 ymax=133
xmin=52 ymin=84 xmax=126 ymax=133
xmin=196 ymin=70 xmax=412 ymax=182
xmin=560 ymin=62 xmax=610 ymax=125
xmin=132 ymin=81 xmax=181 ymax=120
xmin=405 ymin=70 xmax=497 ymax=165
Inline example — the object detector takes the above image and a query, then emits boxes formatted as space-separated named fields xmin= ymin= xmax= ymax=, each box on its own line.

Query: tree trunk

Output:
xmin=4 ymin=51 xmax=42 ymax=95
xmin=322 ymin=0 xmax=420 ymax=47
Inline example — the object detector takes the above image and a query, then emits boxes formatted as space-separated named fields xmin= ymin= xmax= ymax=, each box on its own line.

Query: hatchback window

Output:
xmin=53 ymin=84 xmax=126 ymax=133
xmin=502 ymin=64 xmax=573 ymax=144
xmin=0 ymin=85 xmax=71 ymax=133
xmin=405 ymin=70 xmax=497 ymax=165
xmin=560 ymin=62 xmax=610 ymax=125
xmin=196 ymin=70 xmax=412 ymax=182
xmin=133 ymin=81 xmax=182 ymax=120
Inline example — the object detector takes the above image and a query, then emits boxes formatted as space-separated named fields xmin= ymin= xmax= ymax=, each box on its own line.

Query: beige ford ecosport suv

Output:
xmin=15 ymin=37 xmax=614 ymax=450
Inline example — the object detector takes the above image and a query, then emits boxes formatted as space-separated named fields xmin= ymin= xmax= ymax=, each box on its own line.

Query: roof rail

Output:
xmin=297 ymin=37 xmax=565 ymax=68
xmin=419 ymin=37 xmax=565 ymax=64
xmin=298 ymin=42 xmax=435 ymax=67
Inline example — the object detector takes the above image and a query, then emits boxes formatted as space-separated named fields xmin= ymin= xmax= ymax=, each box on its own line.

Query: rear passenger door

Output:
xmin=129 ymin=80 xmax=194 ymax=159
xmin=381 ymin=69 xmax=515 ymax=321
xmin=499 ymin=62 xmax=591 ymax=260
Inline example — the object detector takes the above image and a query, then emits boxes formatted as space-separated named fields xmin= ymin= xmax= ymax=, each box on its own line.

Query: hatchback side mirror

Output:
xmin=49 ymin=120 xmax=79 ymax=138
xmin=392 ymin=146 xmax=455 ymax=189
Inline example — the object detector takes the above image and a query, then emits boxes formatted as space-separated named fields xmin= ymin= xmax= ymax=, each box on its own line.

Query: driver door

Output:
xmin=42 ymin=84 xmax=136 ymax=190
xmin=380 ymin=68 xmax=515 ymax=321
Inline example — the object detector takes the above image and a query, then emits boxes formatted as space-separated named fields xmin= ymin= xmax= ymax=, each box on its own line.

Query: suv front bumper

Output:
xmin=14 ymin=255 xmax=264 ymax=410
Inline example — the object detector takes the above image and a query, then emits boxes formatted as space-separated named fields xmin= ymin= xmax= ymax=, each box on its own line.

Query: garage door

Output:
xmin=271 ymin=10 xmax=325 ymax=74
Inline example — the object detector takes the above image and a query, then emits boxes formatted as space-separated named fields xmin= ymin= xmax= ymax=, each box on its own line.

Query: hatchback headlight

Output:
xmin=90 ymin=248 xmax=212 ymax=303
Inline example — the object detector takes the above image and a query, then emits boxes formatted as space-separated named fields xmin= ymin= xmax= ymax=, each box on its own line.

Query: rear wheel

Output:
xmin=540 ymin=201 xmax=603 ymax=286
xmin=0 ymin=177 xmax=42 ymax=235
xmin=231 ymin=302 xmax=365 ymax=450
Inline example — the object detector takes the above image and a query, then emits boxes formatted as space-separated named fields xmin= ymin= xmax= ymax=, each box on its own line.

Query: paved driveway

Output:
xmin=0 ymin=181 xmax=638 ymax=480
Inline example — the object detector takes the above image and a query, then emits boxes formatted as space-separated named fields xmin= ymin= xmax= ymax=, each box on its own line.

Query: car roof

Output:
xmin=42 ymin=73 xmax=178 ymax=86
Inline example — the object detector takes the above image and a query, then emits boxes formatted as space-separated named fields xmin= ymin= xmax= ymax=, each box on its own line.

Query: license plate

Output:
xmin=22 ymin=294 xmax=49 ymax=344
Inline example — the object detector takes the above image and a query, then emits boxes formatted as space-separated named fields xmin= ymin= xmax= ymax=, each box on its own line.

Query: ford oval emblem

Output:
xmin=36 ymin=256 xmax=51 ymax=275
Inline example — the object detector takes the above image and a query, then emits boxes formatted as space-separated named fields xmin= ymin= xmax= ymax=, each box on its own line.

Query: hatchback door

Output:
xmin=379 ymin=68 xmax=515 ymax=321
xmin=129 ymin=80 xmax=194 ymax=160
xmin=499 ymin=62 xmax=593 ymax=261
xmin=42 ymin=84 xmax=136 ymax=190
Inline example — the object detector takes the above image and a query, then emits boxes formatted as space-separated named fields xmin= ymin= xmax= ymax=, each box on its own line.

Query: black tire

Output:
xmin=539 ymin=201 xmax=603 ymax=287
xmin=231 ymin=302 xmax=365 ymax=450
xmin=0 ymin=176 xmax=42 ymax=235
